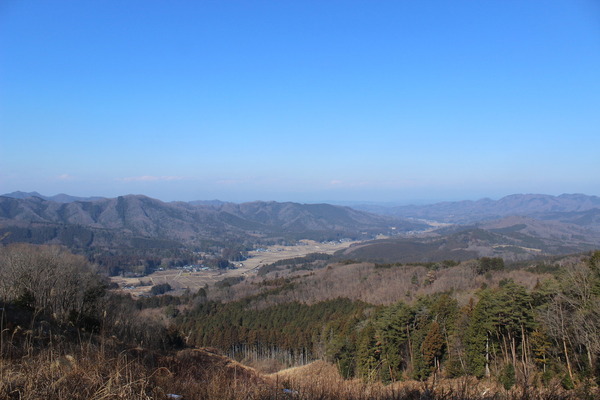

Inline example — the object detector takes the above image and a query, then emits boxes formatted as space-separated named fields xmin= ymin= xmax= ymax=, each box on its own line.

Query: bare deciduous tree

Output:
xmin=0 ymin=243 xmax=104 ymax=323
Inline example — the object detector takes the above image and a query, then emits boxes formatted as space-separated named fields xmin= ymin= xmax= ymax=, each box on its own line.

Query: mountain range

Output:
xmin=1 ymin=192 xmax=599 ymax=264
xmin=341 ymin=218 xmax=600 ymax=264
xmin=355 ymin=193 xmax=600 ymax=225
xmin=0 ymin=193 xmax=419 ymax=252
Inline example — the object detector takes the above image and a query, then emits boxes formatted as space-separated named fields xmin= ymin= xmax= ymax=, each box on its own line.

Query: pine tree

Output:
xmin=357 ymin=323 xmax=381 ymax=382
xmin=375 ymin=301 xmax=413 ymax=382
xmin=465 ymin=290 xmax=496 ymax=378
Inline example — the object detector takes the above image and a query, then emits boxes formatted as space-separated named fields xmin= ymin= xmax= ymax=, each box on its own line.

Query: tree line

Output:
xmin=177 ymin=252 xmax=600 ymax=389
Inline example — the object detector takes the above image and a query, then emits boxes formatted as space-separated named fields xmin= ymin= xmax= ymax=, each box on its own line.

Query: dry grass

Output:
xmin=0 ymin=339 xmax=276 ymax=400
xmin=271 ymin=360 xmax=586 ymax=400
xmin=0 ymin=322 xmax=591 ymax=400
xmin=1 ymin=342 xmax=590 ymax=400
xmin=1 ymin=344 xmax=157 ymax=399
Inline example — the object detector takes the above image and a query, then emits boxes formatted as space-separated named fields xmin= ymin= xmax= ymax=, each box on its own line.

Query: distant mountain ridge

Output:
xmin=356 ymin=193 xmax=600 ymax=224
xmin=2 ymin=191 xmax=599 ymax=263
xmin=337 ymin=193 xmax=600 ymax=263
xmin=2 ymin=191 xmax=105 ymax=203
xmin=0 ymin=194 xmax=419 ymax=251
xmin=341 ymin=216 xmax=600 ymax=264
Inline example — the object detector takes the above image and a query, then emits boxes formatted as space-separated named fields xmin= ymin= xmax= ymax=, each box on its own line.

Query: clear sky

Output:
xmin=1 ymin=1 xmax=599 ymax=204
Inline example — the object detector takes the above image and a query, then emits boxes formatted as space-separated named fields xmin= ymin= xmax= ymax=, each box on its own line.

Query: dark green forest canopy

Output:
xmin=179 ymin=297 xmax=369 ymax=351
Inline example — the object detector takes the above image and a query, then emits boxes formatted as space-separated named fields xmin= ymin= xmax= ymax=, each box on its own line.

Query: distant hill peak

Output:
xmin=2 ymin=191 xmax=45 ymax=199
xmin=1 ymin=191 xmax=105 ymax=203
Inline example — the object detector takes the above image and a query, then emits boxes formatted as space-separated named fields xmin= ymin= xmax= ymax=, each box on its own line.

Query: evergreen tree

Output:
xmin=357 ymin=323 xmax=381 ymax=382
xmin=375 ymin=301 xmax=413 ymax=382
xmin=465 ymin=290 xmax=497 ymax=377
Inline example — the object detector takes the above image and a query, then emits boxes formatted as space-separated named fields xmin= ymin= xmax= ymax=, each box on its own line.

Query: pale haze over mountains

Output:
xmin=354 ymin=193 xmax=600 ymax=223
xmin=1 ymin=1 xmax=599 ymax=203
xmin=2 ymin=191 xmax=600 ymax=264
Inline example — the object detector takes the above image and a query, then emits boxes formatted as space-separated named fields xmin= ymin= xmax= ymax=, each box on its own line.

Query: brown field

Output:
xmin=110 ymin=239 xmax=357 ymax=296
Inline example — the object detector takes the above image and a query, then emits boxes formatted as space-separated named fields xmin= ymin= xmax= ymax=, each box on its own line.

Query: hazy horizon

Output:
xmin=3 ymin=189 xmax=599 ymax=208
xmin=2 ymin=1 xmax=599 ymax=203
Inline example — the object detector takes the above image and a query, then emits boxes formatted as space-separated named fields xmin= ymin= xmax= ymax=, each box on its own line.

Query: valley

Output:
xmin=111 ymin=239 xmax=358 ymax=296
xmin=2 ymin=191 xmax=600 ymax=399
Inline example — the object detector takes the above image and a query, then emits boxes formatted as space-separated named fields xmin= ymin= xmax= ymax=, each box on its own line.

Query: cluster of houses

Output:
xmin=322 ymin=238 xmax=352 ymax=245
xmin=254 ymin=247 xmax=285 ymax=252
xmin=177 ymin=264 xmax=210 ymax=273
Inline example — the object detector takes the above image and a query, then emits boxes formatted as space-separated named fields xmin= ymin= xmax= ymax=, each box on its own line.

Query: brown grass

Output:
xmin=0 ymin=339 xmax=277 ymax=400
xmin=1 ymin=344 xmax=156 ymax=399
xmin=0 ymin=325 xmax=590 ymax=400
xmin=1 ymin=342 xmax=589 ymax=400
xmin=270 ymin=360 xmax=586 ymax=400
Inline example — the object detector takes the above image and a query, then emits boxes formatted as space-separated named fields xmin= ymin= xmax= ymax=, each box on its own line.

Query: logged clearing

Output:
xmin=111 ymin=239 xmax=358 ymax=296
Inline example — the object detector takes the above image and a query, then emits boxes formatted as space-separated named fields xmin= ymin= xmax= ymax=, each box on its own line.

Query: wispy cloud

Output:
xmin=57 ymin=174 xmax=75 ymax=181
xmin=118 ymin=176 xmax=184 ymax=182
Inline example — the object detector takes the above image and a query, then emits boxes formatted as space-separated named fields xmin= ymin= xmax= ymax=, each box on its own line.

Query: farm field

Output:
xmin=110 ymin=239 xmax=358 ymax=296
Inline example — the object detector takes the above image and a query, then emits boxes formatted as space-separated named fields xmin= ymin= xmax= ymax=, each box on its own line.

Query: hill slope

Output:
xmin=0 ymin=195 xmax=420 ymax=250
xmin=340 ymin=216 xmax=600 ymax=263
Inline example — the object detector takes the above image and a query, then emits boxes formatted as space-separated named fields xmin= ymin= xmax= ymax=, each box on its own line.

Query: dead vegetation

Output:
xmin=270 ymin=360 xmax=581 ymax=400
xmin=1 ymin=340 xmax=583 ymax=400
xmin=0 ymin=333 xmax=274 ymax=400
xmin=207 ymin=260 xmax=552 ymax=306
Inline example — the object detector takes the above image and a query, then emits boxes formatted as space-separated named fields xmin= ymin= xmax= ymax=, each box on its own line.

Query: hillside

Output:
xmin=0 ymin=194 xmax=421 ymax=252
xmin=3 ymin=192 xmax=600 ymax=268
xmin=1 ymin=233 xmax=599 ymax=399
xmin=339 ymin=216 xmax=600 ymax=263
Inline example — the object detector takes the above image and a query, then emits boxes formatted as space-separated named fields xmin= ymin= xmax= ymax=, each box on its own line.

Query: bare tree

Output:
xmin=0 ymin=243 xmax=104 ymax=323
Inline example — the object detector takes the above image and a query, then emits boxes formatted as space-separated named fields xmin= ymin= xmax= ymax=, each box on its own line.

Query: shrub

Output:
xmin=499 ymin=363 xmax=516 ymax=390
xmin=150 ymin=283 xmax=172 ymax=295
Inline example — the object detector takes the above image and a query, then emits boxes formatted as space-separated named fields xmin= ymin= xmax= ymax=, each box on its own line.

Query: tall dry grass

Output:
xmin=1 ymin=342 xmax=156 ymax=399
xmin=0 ymin=313 xmax=593 ymax=400
xmin=271 ymin=360 xmax=587 ymax=400
xmin=0 ymin=341 xmax=591 ymax=400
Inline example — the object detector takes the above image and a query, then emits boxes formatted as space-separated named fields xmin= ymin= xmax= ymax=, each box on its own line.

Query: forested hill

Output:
xmin=0 ymin=194 xmax=422 ymax=249
xmin=339 ymin=223 xmax=600 ymax=264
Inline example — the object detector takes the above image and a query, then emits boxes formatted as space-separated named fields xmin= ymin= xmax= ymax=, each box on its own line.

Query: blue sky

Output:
xmin=1 ymin=1 xmax=599 ymax=204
